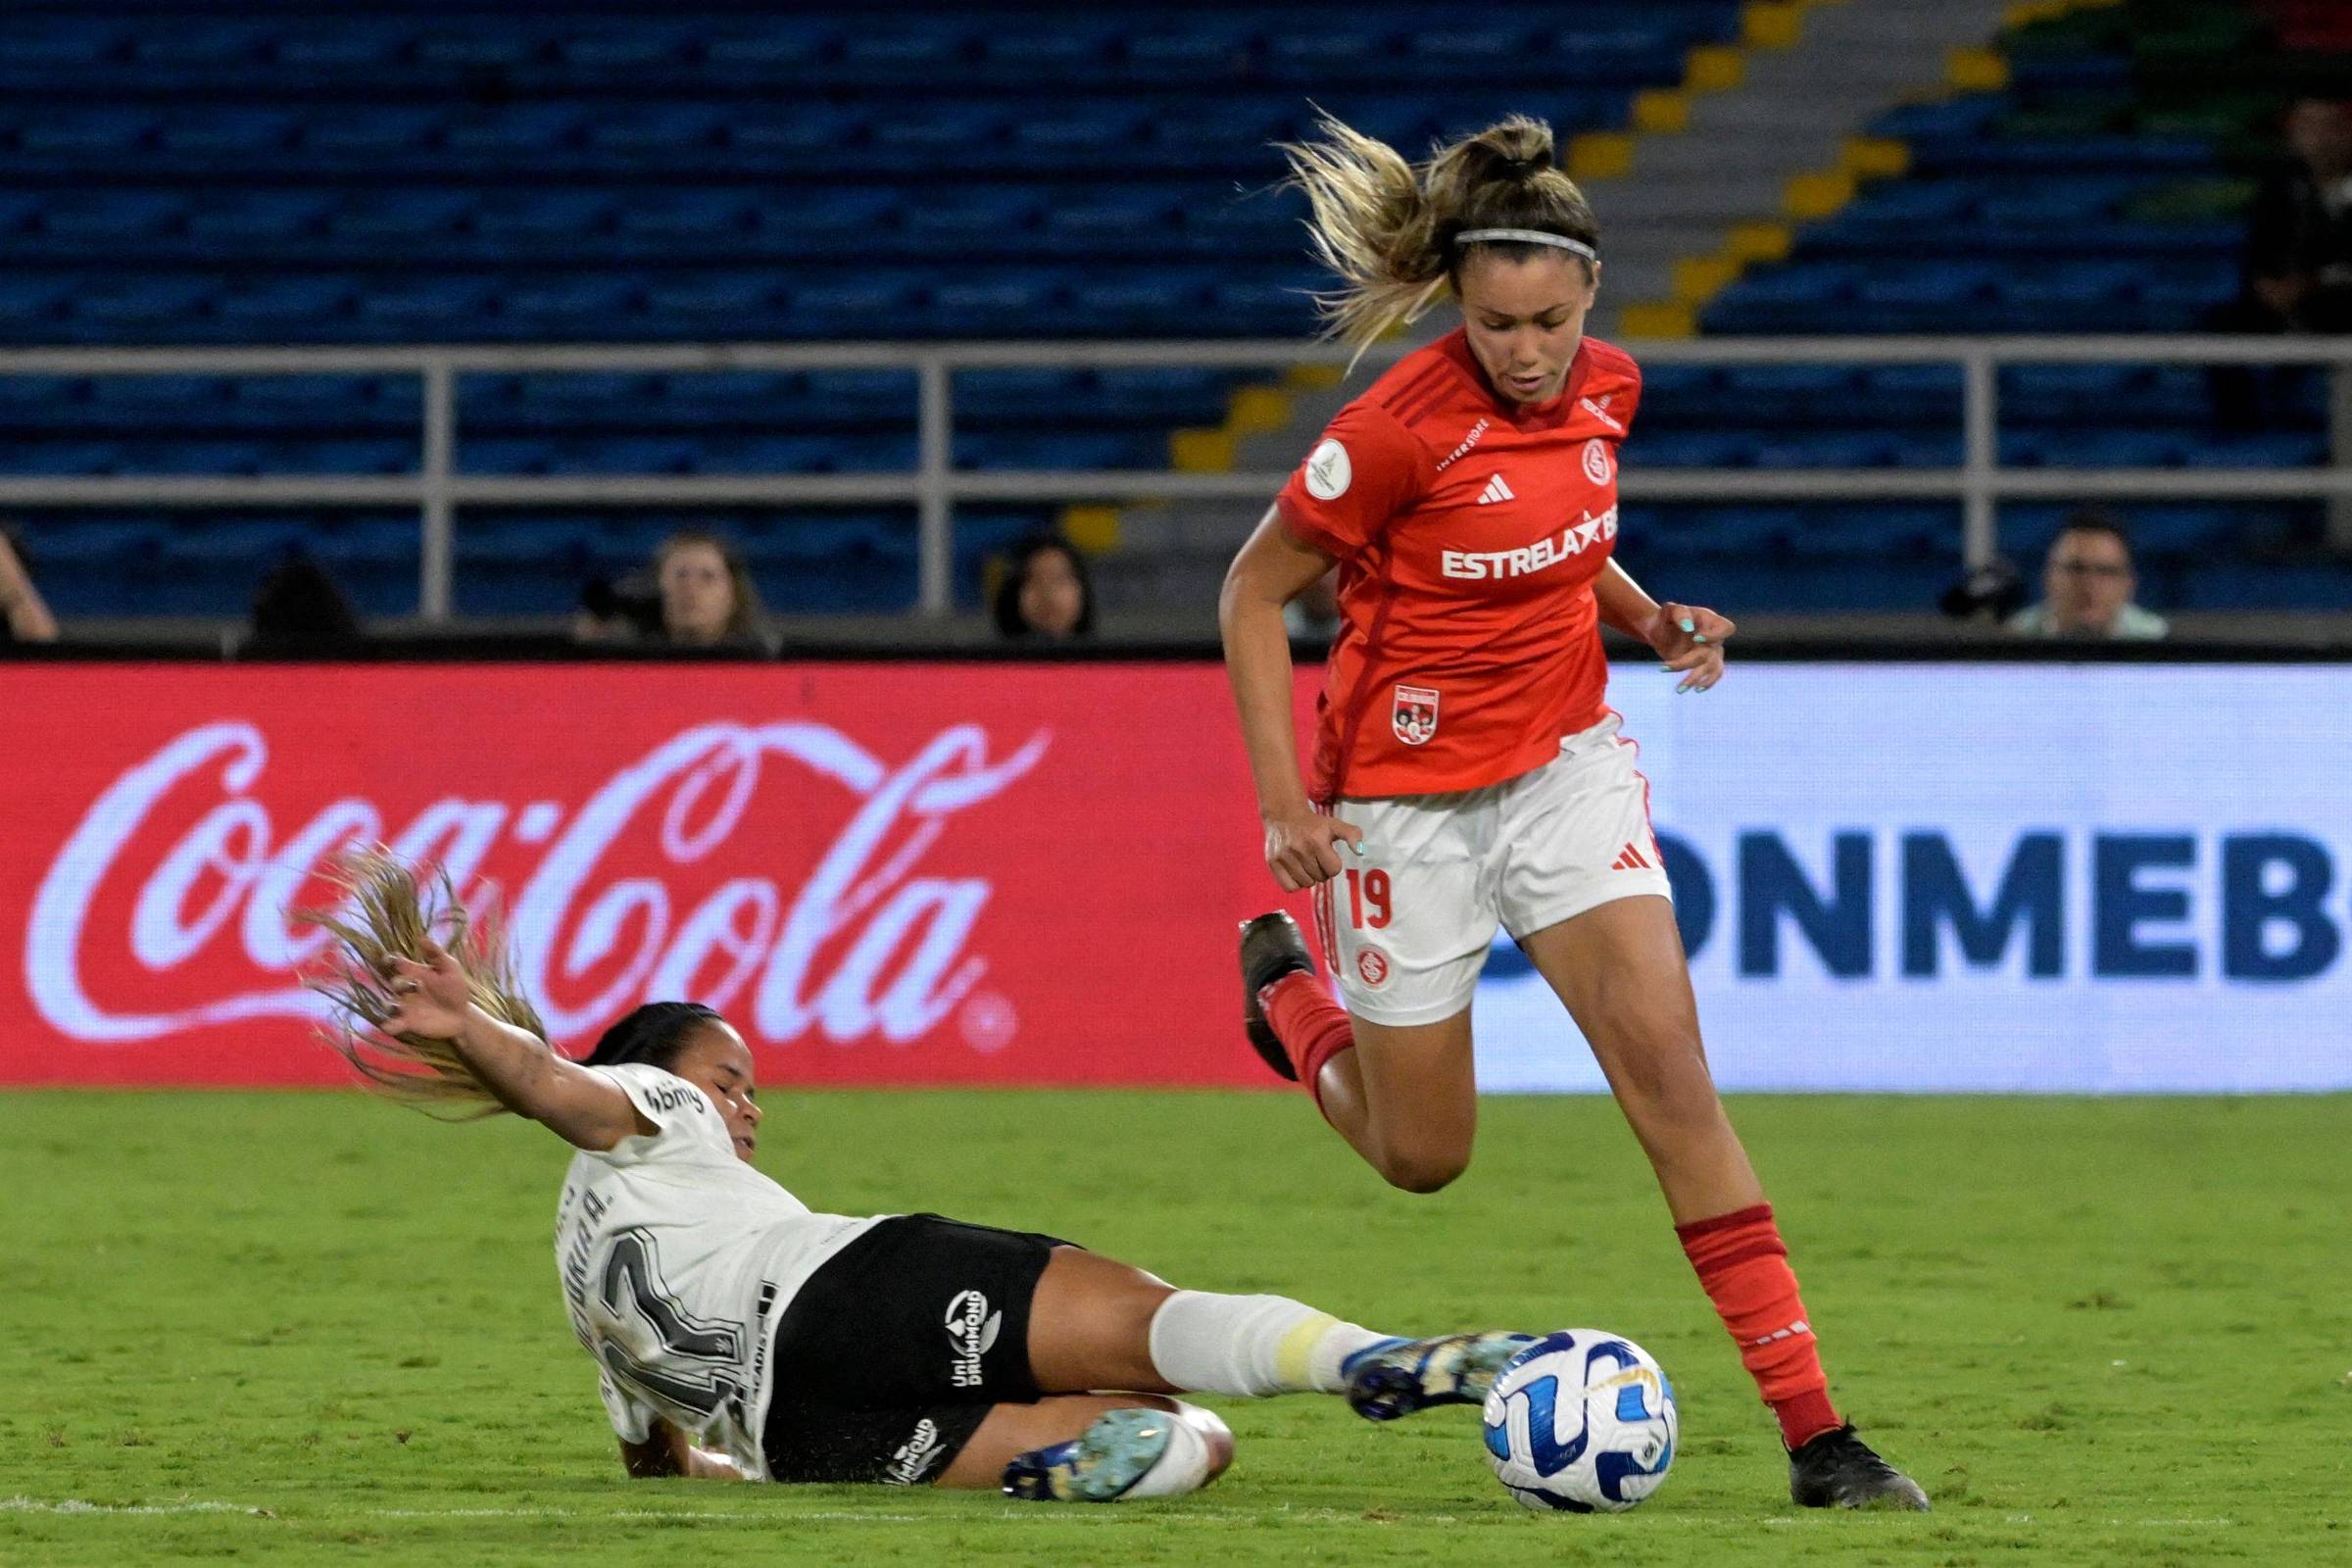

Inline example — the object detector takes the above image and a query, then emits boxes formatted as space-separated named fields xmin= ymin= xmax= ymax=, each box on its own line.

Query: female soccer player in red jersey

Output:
xmin=1219 ymin=114 xmax=1928 ymax=1511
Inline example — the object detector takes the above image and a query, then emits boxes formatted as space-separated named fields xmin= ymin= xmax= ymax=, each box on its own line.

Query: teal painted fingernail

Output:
xmin=1678 ymin=617 xmax=1694 ymax=633
xmin=1694 ymin=633 xmax=1710 ymax=644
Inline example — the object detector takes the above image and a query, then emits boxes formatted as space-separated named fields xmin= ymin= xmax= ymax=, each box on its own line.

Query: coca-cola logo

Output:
xmin=26 ymin=719 xmax=1051 ymax=1051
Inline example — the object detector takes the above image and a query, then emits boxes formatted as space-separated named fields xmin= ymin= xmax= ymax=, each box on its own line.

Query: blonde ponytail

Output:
xmin=1280 ymin=112 xmax=1601 ymax=352
xmin=298 ymin=847 xmax=547 ymax=1117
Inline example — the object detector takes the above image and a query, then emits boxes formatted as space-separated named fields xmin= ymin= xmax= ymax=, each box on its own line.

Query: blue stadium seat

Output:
xmin=0 ymin=440 xmax=120 ymax=475
xmin=329 ymin=190 xmax=472 ymax=242
xmin=793 ymin=369 xmax=917 ymax=426
xmin=588 ymin=104 xmax=731 ymax=158
xmin=1048 ymin=190 xmax=1188 ymax=257
xmin=728 ymin=105 xmax=863 ymax=157
xmin=1123 ymin=22 xmax=1258 ymax=80
xmin=782 ymin=274 xmax=923 ymax=337
xmin=901 ymin=189 xmax=1047 ymax=253
xmin=415 ymin=25 xmax=550 ymax=70
xmin=133 ymin=21 xmax=279 ymax=68
xmin=929 ymin=276 xmax=1065 ymax=335
xmin=274 ymin=21 xmax=416 ymax=71
xmin=19 ymin=108 xmax=156 ymax=158
xmin=496 ymin=277 xmax=642 ymax=337
xmin=214 ymin=276 xmax=356 ymax=333
xmin=356 ymin=276 xmax=498 ymax=333
xmin=469 ymin=190 xmax=614 ymax=246
xmin=442 ymin=105 xmax=585 ymax=157
xmin=303 ymin=107 xmax=445 ymax=156
xmin=41 ymin=192 xmax=189 ymax=242
xmin=187 ymin=190 xmax=334 ymax=247
xmin=613 ymin=188 xmax=753 ymax=245
xmin=73 ymin=276 xmax=218 ymax=332
xmin=641 ymin=271 xmax=779 ymax=331
xmin=157 ymin=110 xmax=300 ymax=157
xmin=704 ymin=21 xmax=840 ymax=73
xmin=5 ymin=18 xmax=128 ymax=70
xmin=267 ymin=438 xmax=415 ymax=475
xmin=556 ymin=23 xmax=708 ymax=72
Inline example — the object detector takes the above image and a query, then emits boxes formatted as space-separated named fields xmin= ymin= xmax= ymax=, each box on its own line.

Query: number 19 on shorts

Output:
xmin=1344 ymin=868 xmax=1392 ymax=929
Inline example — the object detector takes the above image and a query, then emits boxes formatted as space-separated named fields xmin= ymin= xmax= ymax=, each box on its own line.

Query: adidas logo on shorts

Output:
xmin=1475 ymin=472 xmax=1514 ymax=505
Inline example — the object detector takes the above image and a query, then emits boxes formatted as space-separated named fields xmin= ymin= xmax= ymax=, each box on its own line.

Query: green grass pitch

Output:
xmin=4 ymin=1089 xmax=2346 ymax=1566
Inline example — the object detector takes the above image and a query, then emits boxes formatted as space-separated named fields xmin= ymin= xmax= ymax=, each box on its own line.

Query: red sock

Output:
xmin=1258 ymin=971 xmax=1356 ymax=1121
xmin=1676 ymin=1202 xmax=1841 ymax=1449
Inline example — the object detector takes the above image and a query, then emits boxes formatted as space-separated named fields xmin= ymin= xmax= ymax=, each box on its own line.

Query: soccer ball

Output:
xmin=1480 ymin=1329 xmax=1677 ymax=1513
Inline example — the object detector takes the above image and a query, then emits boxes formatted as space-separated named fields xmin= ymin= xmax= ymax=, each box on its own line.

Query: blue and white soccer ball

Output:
xmin=1480 ymin=1329 xmax=1677 ymax=1513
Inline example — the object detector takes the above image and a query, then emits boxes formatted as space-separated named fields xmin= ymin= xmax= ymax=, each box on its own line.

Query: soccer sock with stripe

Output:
xmin=1676 ymin=1202 xmax=1842 ymax=1448
xmin=1147 ymin=1290 xmax=1389 ymax=1397
xmin=1259 ymin=971 xmax=1357 ymax=1121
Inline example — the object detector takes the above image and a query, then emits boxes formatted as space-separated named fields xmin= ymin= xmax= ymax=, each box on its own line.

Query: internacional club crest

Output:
xmin=1393 ymin=684 xmax=1440 ymax=746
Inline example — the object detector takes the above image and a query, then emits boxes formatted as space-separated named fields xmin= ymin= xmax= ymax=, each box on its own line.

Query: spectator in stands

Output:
xmin=2211 ymin=97 xmax=2352 ymax=426
xmin=249 ymin=548 xmax=366 ymax=657
xmin=993 ymin=534 xmax=1096 ymax=641
xmin=579 ymin=530 xmax=772 ymax=653
xmin=2006 ymin=510 xmax=2169 ymax=641
xmin=0 ymin=525 xmax=59 ymax=644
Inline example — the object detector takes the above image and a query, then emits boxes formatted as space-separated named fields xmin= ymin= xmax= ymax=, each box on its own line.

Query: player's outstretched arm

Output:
xmin=618 ymin=1421 xmax=747 ymax=1481
xmin=378 ymin=937 xmax=650 ymax=1151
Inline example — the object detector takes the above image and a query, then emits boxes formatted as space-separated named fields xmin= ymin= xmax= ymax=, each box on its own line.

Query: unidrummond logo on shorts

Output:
xmin=944 ymin=1289 xmax=1004 ymax=1389
xmin=885 ymin=1417 xmax=945 ymax=1485
xmin=1442 ymin=506 xmax=1617 ymax=580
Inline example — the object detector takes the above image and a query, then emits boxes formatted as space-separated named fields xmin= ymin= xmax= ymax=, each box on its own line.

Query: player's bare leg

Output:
xmin=1517 ymin=896 xmax=1759 ymax=1222
xmin=985 ymin=1245 xmax=1531 ymax=1497
xmin=1241 ymin=912 xmax=1478 ymax=1193
xmin=1520 ymin=895 xmax=1928 ymax=1509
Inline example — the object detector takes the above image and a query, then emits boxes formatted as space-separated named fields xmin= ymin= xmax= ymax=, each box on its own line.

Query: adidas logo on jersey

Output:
xmin=1475 ymin=472 xmax=1515 ymax=505
xmin=1611 ymin=841 xmax=1654 ymax=871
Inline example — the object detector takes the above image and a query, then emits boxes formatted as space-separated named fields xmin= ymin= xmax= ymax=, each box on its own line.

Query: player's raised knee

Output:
xmin=1378 ymin=1145 xmax=1471 ymax=1194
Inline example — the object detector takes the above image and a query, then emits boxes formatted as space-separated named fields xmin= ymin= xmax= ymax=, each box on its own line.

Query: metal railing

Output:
xmin=0 ymin=335 xmax=2346 ymax=618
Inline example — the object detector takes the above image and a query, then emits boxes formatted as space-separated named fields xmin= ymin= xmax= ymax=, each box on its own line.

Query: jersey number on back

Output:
xmin=598 ymin=1229 xmax=747 ymax=1421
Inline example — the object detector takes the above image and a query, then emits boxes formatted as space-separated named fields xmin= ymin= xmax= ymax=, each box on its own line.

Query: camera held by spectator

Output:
xmin=577 ymin=529 xmax=773 ymax=654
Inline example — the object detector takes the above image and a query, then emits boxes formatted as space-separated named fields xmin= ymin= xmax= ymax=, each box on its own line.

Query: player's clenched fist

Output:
xmin=1262 ymin=805 xmax=1363 ymax=891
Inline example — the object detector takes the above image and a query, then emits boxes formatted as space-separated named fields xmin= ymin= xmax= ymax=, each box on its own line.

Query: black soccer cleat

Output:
xmin=1788 ymin=1424 xmax=1931 ymax=1511
xmin=1238 ymin=911 xmax=1315 ymax=1081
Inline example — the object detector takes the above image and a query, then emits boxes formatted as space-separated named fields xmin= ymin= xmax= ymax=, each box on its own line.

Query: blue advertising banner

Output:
xmin=1473 ymin=664 xmax=2351 ymax=1093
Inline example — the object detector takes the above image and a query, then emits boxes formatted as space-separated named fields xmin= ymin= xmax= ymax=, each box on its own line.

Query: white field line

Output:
xmin=2 ymin=1497 xmax=267 ymax=1517
xmin=3 ymin=1495 xmax=2244 ymax=1530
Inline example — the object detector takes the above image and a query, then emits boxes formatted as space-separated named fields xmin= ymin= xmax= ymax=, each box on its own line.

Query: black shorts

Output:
xmin=760 ymin=1212 xmax=1070 ymax=1486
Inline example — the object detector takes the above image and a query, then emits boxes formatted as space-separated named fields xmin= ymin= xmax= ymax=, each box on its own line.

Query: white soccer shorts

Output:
xmin=1311 ymin=714 xmax=1673 ymax=1026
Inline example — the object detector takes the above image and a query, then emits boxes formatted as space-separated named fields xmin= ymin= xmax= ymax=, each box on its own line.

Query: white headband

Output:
xmin=1453 ymin=228 xmax=1598 ymax=264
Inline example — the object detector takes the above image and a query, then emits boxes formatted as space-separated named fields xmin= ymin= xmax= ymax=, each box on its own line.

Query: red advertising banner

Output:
xmin=0 ymin=663 xmax=1313 ymax=1087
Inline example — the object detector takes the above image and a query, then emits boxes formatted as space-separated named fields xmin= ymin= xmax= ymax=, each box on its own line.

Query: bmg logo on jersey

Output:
xmin=944 ymin=1289 xmax=1003 ymax=1388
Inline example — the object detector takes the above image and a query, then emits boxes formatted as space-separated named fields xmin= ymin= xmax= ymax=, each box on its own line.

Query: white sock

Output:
xmin=1117 ymin=1403 xmax=1228 ymax=1500
xmin=1147 ymin=1290 xmax=1390 ymax=1396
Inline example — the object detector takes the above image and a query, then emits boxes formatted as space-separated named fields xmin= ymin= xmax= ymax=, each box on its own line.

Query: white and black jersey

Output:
xmin=553 ymin=1063 xmax=879 ymax=1475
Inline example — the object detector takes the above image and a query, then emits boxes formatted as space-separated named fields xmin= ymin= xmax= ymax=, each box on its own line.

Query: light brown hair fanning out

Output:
xmin=299 ymin=848 xmax=544 ymax=1117
xmin=1279 ymin=111 xmax=1600 ymax=351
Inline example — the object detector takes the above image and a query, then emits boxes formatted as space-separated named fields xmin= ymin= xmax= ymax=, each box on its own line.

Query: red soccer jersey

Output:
xmin=1277 ymin=329 xmax=1640 ymax=801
